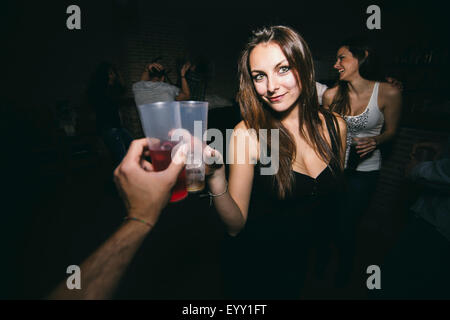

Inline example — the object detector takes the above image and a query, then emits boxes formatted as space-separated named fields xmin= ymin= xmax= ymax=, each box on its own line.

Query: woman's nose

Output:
xmin=266 ymin=76 xmax=279 ymax=93
xmin=334 ymin=60 xmax=340 ymax=69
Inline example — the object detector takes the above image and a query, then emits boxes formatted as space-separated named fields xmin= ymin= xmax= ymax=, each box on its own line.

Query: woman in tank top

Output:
xmin=322 ymin=38 xmax=402 ymax=287
xmin=204 ymin=26 xmax=348 ymax=299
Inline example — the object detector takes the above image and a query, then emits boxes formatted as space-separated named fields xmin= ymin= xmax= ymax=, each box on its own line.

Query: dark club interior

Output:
xmin=2 ymin=0 xmax=449 ymax=301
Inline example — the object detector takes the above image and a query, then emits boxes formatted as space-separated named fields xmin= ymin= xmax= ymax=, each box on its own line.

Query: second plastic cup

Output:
xmin=179 ymin=101 xmax=209 ymax=193
xmin=137 ymin=101 xmax=188 ymax=202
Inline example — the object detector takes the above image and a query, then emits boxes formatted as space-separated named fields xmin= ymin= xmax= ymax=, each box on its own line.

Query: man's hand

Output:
xmin=114 ymin=138 xmax=187 ymax=226
xmin=141 ymin=63 xmax=165 ymax=81
xmin=146 ymin=62 xmax=164 ymax=72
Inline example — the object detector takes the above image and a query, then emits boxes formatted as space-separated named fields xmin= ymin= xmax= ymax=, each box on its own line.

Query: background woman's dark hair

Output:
xmin=329 ymin=36 xmax=383 ymax=116
xmin=237 ymin=25 xmax=344 ymax=198
xmin=87 ymin=61 xmax=124 ymax=102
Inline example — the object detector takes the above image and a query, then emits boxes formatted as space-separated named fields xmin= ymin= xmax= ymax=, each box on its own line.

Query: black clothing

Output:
xmin=222 ymin=113 xmax=344 ymax=299
xmin=91 ymin=85 xmax=125 ymax=133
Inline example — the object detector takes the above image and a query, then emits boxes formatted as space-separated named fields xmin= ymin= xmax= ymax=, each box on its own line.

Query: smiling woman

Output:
xmin=204 ymin=25 xmax=348 ymax=299
xmin=322 ymin=37 xmax=403 ymax=287
xmin=250 ymin=42 xmax=301 ymax=113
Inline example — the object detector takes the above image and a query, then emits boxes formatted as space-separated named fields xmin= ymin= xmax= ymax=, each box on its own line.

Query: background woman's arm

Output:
xmin=356 ymin=84 xmax=402 ymax=157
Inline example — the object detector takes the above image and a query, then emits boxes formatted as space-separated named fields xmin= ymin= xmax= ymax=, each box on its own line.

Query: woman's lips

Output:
xmin=268 ymin=93 xmax=286 ymax=102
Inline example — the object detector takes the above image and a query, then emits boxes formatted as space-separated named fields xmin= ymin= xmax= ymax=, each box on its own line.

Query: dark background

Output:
xmin=2 ymin=0 xmax=449 ymax=299
xmin=3 ymin=0 xmax=450 ymax=103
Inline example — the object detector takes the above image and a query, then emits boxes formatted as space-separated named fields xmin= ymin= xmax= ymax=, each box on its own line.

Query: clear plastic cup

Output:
xmin=179 ymin=101 xmax=208 ymax=193
xmin=137 ymin=101 xmax=188 ymax=202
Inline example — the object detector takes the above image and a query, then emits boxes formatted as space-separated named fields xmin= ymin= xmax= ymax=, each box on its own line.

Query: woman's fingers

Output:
xmin=360 ymin=152 xmax=369 ymax=158
xmin=356 ymin=140 xmax=376 ymax=149
xmin=204 ymin=145 xmax=223 ymax=163
xmin=204 ymin=145 xmax=224 ymax=175
xmin=357 ymin=147 xmax=373 ymax=154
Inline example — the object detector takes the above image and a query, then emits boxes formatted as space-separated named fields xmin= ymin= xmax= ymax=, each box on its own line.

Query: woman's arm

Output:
xmin=206 ymin=121 xmax=257 ymax=236
xmin=376 ymin=84 xmax=402 ymax=145
xmin=355 ymin=84 xmax=402 ymax=157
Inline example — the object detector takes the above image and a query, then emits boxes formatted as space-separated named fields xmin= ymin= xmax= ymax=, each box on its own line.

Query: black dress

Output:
xmin=221 ymin=113 xmax=344 ymax=299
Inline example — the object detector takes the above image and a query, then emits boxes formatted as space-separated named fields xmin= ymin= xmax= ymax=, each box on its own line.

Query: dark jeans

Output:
xmin=336 ymin=169 xmax=379 ymax=284
xmin=101 ymin=127 xmax=133 ymax=168
xmin=375 ymin=215 xmax=450 ymax=299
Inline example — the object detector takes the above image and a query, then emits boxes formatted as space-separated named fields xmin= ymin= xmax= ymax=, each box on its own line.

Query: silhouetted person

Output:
xmin=322 ymin=38 xmax=403 ymax=287
xmin=87 ymin=61 xmax=132 ymax=167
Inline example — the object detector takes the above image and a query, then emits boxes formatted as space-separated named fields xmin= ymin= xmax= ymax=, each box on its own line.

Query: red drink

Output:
xmin=149 ymin=141 xmax=188 ymax=202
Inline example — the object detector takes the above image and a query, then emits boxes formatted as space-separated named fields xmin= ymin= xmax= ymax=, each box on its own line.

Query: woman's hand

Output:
xmin=354 ymin=136 xmax=377 ymax=158
xmin=204 ymin=145 xmax=225 ymax=177
xmin=203 ymin=145 xmax=227 ymax=194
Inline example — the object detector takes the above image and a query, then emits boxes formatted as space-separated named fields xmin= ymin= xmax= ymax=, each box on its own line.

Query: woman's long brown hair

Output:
xmin=237 ymin=25 xmax=344 ymax=199
xmin=329 ymin=37 xmax=382 ymax=116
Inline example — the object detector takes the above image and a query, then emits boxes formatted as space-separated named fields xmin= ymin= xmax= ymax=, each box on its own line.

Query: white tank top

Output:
xmin=344 ymin=82 xmax=384 ymax=171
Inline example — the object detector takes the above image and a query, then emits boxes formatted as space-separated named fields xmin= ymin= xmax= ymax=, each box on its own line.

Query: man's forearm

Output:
xmin=48 ymin=220 xmax=151 ymax=300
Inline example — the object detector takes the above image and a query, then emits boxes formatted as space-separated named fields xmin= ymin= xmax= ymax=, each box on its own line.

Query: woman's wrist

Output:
xmin=207 ymin=172 xmax=227 ymax=195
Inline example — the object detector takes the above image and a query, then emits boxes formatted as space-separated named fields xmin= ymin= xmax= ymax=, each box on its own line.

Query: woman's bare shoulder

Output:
xmin=379 ymin=81 xmax=402 ymax=98
xmin=234 ymin=120 xmax=249 ymax=130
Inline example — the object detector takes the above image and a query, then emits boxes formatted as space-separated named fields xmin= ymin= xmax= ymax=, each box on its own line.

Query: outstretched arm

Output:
xmin=48 ymin=219 xmax=151 ymax=300
xmin=205 ymin=122 xmax=257 ymax=236
xmin=48 ymin=139 xmax=187 ymax=299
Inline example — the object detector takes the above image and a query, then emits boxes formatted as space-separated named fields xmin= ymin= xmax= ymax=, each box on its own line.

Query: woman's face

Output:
xmin=249 ymin=42 xmax=301 ymax=113
xmin=334 ymin=46 xmax=360 ymax=81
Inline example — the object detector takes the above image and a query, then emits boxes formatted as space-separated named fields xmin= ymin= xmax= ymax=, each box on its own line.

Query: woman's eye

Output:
xmin=279 ymin=66 xmax=290 ymax=74
xmin=252 ymin=74 xmax=265 ymax=81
